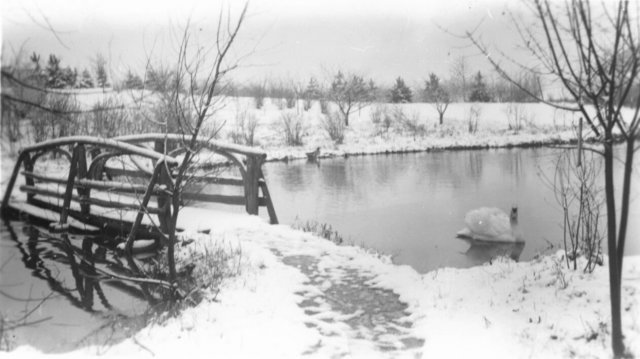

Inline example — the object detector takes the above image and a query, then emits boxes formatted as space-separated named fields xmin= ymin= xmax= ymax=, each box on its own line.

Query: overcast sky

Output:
xmin=1 ymin=0 xmax=534 ymax=85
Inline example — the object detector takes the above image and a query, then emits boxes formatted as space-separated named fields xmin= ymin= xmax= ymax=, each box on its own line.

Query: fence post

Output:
xmin=244 ymin=155 xmax=263 ymax=215
xmin=1 ymin=151 xmax=27 ymax=212
xmin=76 ymin=144 xmax=90 ymax=216
xmin=53 ymin=144 xmax=81 ymax=232
xmin=23 ymin=153 xmax=35 ymax=204
xmin=153 ymin=139 xmax=172 ymax=234
xmin=258 ymin=168 xmax=279 ymax=224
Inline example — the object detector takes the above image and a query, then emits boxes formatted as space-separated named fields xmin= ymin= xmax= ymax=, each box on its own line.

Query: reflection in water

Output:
xmin=281 ymin=163 xmax=307 ymax=192
xmin=460 ymin=239 xmax=526 ymax=266
xmin=1 ymin=220 xmax=156 ymax=352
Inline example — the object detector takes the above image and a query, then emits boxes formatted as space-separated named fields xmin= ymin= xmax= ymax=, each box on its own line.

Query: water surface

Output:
xmin=257 ymin=148 xmax=640 ymax=273
xmin=0 ymin=221 xmax=154 ymax=352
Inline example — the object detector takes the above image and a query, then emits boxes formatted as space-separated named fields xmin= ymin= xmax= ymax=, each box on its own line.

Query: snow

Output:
xmin=2 ymin=99 xmax=640 ymax=358
xmin=2 ymin=207 xmax=639 ymax=358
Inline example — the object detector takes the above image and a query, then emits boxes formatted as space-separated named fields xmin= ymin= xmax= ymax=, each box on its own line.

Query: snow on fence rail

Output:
xmin=1 ymin=134 xmax=278 ymax=247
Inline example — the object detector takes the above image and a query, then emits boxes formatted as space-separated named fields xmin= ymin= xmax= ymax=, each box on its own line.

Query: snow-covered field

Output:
xmin=45 ymin=89 xmax=612 ymax=161
xmin=2 ymin=94 xmax=640 ymax=358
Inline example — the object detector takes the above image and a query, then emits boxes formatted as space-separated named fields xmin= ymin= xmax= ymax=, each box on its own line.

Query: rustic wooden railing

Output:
xmin=1 ymin=135 xmax=278 ymax=247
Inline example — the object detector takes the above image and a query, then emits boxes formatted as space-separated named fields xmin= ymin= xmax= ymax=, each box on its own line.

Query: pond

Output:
xmin=256 ymin=147 xmax=640 ymax=273
xmin=0 ymin=220 xmax=156 ymax=352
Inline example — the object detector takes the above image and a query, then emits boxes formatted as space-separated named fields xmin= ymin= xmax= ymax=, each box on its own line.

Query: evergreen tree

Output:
xmin=123 ymin=70 xmax=144 ymax=89
xmin=93 ymin=53 xmax=109 ymax=88
xmin=469 ymin=71 xmax=491 ymax=102
xmin=30 ymin=52 xmax=41 ymax=72
xmin=78 ymin=68 xmax=94 ymax=88
xmin=60 ymin=67 xmax=78 ymax=88
xmin=304 ymin=77 xmax=321 ymax=100
xmin=389 ymin=77 xmax=412 ymax=103
xmin=145 ymin=66 xmax=175 ymax=92
xmin=45 ymin=54 xmax=64 ymax=89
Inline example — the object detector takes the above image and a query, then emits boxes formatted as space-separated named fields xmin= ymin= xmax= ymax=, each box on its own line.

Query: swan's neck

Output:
xmin=510 ymin=210 xmax=518 ymax=227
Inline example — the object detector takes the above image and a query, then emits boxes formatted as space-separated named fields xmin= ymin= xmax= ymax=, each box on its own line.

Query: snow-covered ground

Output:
xmin=2 ymin=96 xmax=640 ymax=358
xmin=3 ymin=208 xmax=639 ymax=359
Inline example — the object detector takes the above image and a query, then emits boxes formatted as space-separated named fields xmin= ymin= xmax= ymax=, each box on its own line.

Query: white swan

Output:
xmin=456 ymin=207 xmax=524 ymax=243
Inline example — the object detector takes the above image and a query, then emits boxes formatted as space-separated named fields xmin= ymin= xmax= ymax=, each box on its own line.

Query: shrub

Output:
xmin=294 ymin=219 xmax=344 ymax=245
xmin=229 ymin=108 xmax=259 ymax=146
xmin=248 ymin=83 xmax=266 ymax=109
xmin=42 ymin=93 xmax=80 ymax=138
xmin=394 ymin=106 xmax=425 ymax=139
xmin=30 ymin=116 xmax=49 ymax=142
xmin=504 ymin=103 xmax=532 ymax=133
xmin=467 ymin=104 xmax=481 ymax=134
xmin=279 ymin=111 xmax=305 ymax=146
xmin=370 ymin=105 xmax=393 ymax=137
xmin=284 ymin=90 xmax=297 ymax=109
xmin=551 ymin=150 xmax=604 ymax=273
xmin=321 ymin=111 xmax=346 ymax=144
xmin=90 ymin=97 xmax=128 ymax=137
xmin=319 ymin=98 xmax=329 ymax=115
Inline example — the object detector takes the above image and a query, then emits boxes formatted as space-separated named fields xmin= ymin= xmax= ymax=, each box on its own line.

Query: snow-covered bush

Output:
xmin=394 ymin=106 xmax=425 ymax=139
xmin=322 ymin=111 xmax=346 ymax=144
xmin=467 ymin=104 xmax=481 ymax=134
xmin=279 ymin=111 xmax=305 ymax=146
xmin=229 ymin=107 xmax=259 ymax=146
xmin=43 ymin=93 xmax=80 ymax=138
xmin=90 ymin=97 xmax=128 ymax=137
xmin=370 ymin=104 xmax=393 ymax=137
xmin=319 ymin=98 xmax=329 ymax=115
xmin=504 ymin=103 xmax=533 ymax=133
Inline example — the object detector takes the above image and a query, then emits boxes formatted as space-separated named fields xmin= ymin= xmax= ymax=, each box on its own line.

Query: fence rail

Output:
xmin=2 ymin=134 xmax=278 ymax=248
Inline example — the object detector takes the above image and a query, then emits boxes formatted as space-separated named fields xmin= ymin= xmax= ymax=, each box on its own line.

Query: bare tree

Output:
xmin=467 ymin=1 xmax=640 ymax=356
xmin=327 ymin=70 xmax=374 ymax=126
xmin=135 ymin=5 xmax=248 ymax=282
xmin=424 ymin=73 xmax=450 ymax=125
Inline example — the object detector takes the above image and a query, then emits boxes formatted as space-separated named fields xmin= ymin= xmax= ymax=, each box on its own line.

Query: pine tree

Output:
xmin=78 ymin=68 xmax=94 ymax=88
xmin=94 ymin=53 xmax=110 ymax=88
xmin=469 ymin=71 xmax=491 ymax=102
xmin=59 ymin=67 xmax=78 ymax=88
xmin=390 ymin=77 xmax=412 ymax=103
xmin=304 ymin=77 xmax=321 ymax=100
xmin=123 ymin=70 xmax=144 ymax=89
xmin=46 ymin=54 xmax=64 ymax=89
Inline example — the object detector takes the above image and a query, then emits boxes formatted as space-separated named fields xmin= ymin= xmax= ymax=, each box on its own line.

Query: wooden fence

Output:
xmin=1 ymin=134 xmax=278 ymax=248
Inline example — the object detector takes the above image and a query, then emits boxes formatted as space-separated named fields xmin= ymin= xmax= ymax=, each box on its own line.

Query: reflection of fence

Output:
xmin=3 ymin=221 xmax=153 ymax=314
xmin=1 ymin=134 xmax=278 ymax=244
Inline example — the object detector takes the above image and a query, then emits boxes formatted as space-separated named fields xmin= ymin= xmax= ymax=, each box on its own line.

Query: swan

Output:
xmin=456 ymin=207 xmax=524 ymax=243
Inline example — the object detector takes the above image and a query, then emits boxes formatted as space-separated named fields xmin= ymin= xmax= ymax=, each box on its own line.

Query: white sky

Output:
xmin=1 ymin=0 xmax=534 ymax=85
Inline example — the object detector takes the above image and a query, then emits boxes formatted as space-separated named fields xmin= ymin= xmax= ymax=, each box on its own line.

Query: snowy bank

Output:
xmin=32 ymin=90 xmax=622 ymax=162
xmin=3 ymin=207 xmax=639 ymax=358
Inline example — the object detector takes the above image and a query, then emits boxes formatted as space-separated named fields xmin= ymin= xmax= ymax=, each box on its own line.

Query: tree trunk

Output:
xmin=439 ymin=112 xmax=444 ymax=125
xmin=604 ymin=140 xmax=625 ymax=357
xmin=617 ymin=138 xmax=635 ymax=277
